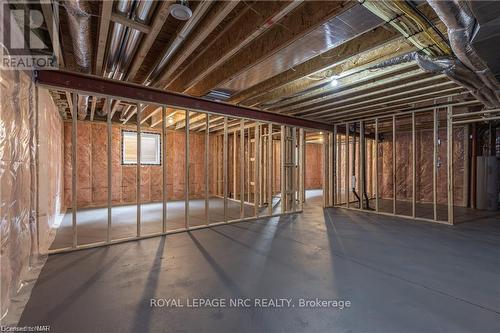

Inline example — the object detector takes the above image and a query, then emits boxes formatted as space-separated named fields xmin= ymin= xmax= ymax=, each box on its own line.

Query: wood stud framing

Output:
xmin=205 ymin=115 xmax=210 ymax=225
xmin=42 ymin=0 xmax=476 ymax=255
xmin=162 ymin=106 xmax=167 ymax=233
xmin=185 ymin=111 xmax=190 ymax=228
xmin=240 ymin=120 xmax=245 ymax=218
xmin=136 ymin=103 xmax=141 ymax=237
xmin=392 ymin=115 xmax=396 ymax=215
xmin=331 ymin=106 xmax=462 ymax=225
xmin=71 ymin=93 xmax=77 ymax=248
xmin=106 ymin=99 xmax=112 ymax=242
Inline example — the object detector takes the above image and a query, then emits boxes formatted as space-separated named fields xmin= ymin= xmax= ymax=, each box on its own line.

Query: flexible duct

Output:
xmin=63 ymin=0 xmax=92 ymax=119
xmin=427 ymin=0 xmax=500 ymax=103
xmin=370 ymin=52 xmax=499 ymax=108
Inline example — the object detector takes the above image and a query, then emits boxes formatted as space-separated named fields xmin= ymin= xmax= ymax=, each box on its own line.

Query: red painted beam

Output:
xmin=35 ymin=70 xmax=333 ymax=131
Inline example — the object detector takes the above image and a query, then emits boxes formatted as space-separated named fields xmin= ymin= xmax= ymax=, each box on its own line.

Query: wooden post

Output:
xmin=412 ymin=112 xmax=416 ymax=218
xmin=254 ymin=123 xmax=260 ymax=216
xmin=136 ymin=103 xmax=142 ymax=237
xmin=106 ymin=99 xmax=112 ymax=242
xmin=433 ymin=108 xmax=438 ymax=220
xmin=205 ymin=114 xmax=209 ymax=225
xmin=71 ymin=93 xmax=77 ymax=248
xmin=240 ymin=119 xmax=245 ymax=218
xmin=447 ymin=105 xmax=454 ymax=224
xmin=281 ymin=126 xmax=286 ymax=213
xmin=392 ymin=115 xmax=396 ymax=215
xmin=298 ymin=128 xmax=305 ymax=210
xmin=185 ymin=110 xmax=189 ymax=228
xmin=268 ymin=123 xmax=273 ymax=216
xmin=162 ymin=106 xmax=167 ymax=232
xmin=345 ymin=123 xmax=349 ymax=208
xmin=223 ymin=117 xmax=228 ymax=222
xmin=328 ymin=132 xmax=334 ymax=207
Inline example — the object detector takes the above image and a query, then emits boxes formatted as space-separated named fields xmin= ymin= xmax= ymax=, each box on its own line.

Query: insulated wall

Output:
xmin=37 ymin=88 xmax=65 ymax=254
xmin=0 ymin=69 xmax=36 ymax=318
xmin=63 ymin=121 xmax=207 ymax=208
xmin=305 ymin=143 xmax=323 ymax=189
xmin=332 ymin=112 xmax=468 ymax=223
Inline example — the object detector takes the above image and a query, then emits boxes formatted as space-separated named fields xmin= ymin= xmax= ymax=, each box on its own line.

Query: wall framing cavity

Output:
xmin=42 ymin=88 xmax=313 ymax=254
xmin=323 ymin=106 xmax=500 ymax=225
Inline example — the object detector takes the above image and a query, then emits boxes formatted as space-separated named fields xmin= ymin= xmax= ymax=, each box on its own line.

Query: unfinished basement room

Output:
xmin=1 ymin=0 xmax=499 ymax=332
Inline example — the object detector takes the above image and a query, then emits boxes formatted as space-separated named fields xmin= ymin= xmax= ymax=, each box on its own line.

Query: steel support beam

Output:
xmin=36 ymin=70 xmax=332 ymax=131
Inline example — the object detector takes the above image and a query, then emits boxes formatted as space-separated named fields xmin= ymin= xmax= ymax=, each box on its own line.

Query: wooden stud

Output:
xmin=333 ymin=125 xmax=337 ymax=206
xmin=254 ymin=123 xmax=260 ymax=216
xmin=233 ymin=131 xmax=237 ymax=199
xmin=95 ymin=1 xmax=113 ymax=75
xmin=268 ymin=123 xmax=273 ymax=216
xmin=392 ymin=115 xmax=396 ymax=215
xmin=205 ymin=115 xmax=210 ymax=225
xmin=240 ymin=119 xmax=245 ymax=218
xmin=345 ymin=123 xmax=349 ymax=208
xmin=412 ymin=112 xmax=416 ymax=218
xmin=329 ymin=132 xmax=334 ymax=207
xmin=106 ymin=99 xmax=112 ymax=242
xmin=71 ymin=93 xmax=77 ymax=248
xmin=280 ymin=125 xmax=286 ymax=213
xmin=162 ymin=106 xmax=167 ymax=233
xmin=137 ymin=103 xmax=141 ymax=237
xmin=223 ymin=117 xmax=228 ymax=222
xmin=110 ymin=12 xmax=150 ymax=33
xmin=185 ymin=110 xmax=190 ymax=228
xmin=433 ymin=108 xmax=438 ymax=221
xmin=375 ymin=118 xmax=379 ymax=212
xmin=291 ymin=127 xmax=297 ymax=211
xmin=359 ymin=121 xmax=365 ymax=210
xmin=447 ymin=105 xmax=454 ymax=224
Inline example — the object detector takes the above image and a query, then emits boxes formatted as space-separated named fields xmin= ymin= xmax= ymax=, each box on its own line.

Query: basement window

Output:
xmin=122 ymin=131 xmax=161 ymax=165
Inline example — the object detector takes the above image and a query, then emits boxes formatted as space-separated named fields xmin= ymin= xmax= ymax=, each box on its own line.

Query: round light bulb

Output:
xmin=330 ymin=79 xmax=338 ymax=87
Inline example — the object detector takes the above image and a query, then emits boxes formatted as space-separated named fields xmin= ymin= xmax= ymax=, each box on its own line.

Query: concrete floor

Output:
xmin=19 ymin=190 xmax=500 ymax=332
xmin=341 ymin=197 xmax=499 ymax=223
xmin=51 ymin=197 xmax=260 ymax=249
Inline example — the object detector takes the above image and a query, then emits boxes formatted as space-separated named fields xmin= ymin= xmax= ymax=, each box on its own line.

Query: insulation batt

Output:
xmin=0 ymin=68 xmax=36 ymax=319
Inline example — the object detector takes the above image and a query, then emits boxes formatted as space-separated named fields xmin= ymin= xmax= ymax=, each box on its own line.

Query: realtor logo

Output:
xmin=1 ymin=0 xmax=59 ymax=70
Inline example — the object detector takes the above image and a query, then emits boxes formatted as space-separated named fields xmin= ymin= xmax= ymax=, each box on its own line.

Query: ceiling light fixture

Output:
xmin=170 ymin=1 xmax=192 ymax=21
xmin=330 ymin=78 xmax=338 ymax=87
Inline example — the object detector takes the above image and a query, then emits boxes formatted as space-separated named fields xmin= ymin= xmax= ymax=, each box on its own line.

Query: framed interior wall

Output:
xmin=47 ymin=93 xmax=309 ymax=254
xmin=326 ymin=106 xmax=488 ymax=225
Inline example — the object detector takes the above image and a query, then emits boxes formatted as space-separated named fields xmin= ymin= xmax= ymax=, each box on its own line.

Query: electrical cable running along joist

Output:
xmin=35 ymin=70 xmax=333 ymax=132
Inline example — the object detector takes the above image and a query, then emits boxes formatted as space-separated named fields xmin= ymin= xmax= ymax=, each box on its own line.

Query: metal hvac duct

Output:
xmin=64 ymin=0 xmax=92 ymax=119
xmin=427 ymin=0 xmax=500 ymax=105
xmin=112 ymin=0 xmax=155 ymax=80
xmin=370 ymin=52 xmax=499 ymax=108
xmin=105 ymin=0 xmax=135 ymax=78
xmin=105 ymin=0 xmax=155 ymax=80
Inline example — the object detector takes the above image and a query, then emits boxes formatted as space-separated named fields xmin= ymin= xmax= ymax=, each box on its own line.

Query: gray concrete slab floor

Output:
xmin=19 ymin=190 xmax=500 ymax=332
